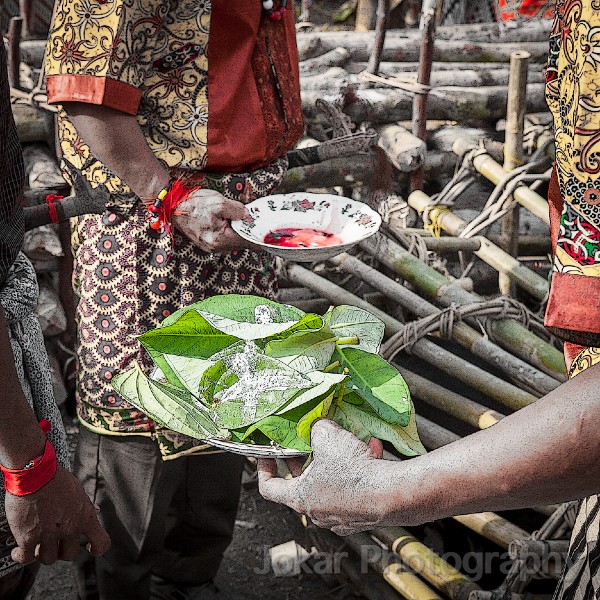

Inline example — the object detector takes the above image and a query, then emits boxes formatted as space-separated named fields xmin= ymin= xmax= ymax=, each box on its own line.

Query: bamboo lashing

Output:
xmin=286 ymin=263 xmax=538 ymax=410
xmin=452 ymin=138 xmax=550 ymax=225
xmin=359 ymin=234 xmax=566 ymax=381
xmin=328 ymin=252 xmax=559 ymax=397
xmin=408 ymin=190 xmax=550 ymax=301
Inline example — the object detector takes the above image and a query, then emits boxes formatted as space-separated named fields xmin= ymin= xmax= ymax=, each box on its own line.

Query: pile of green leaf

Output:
xmin=112 ymin=295 xmax=425 ymax=456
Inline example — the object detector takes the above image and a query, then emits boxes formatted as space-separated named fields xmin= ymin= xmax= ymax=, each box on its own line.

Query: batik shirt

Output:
xmin=0 ymin=44 xmax=24 ymax=287
xmin=45 ymin=0 xmax=304 ymax=178
xmin=545 ymin=0 xmax=600 ymax=348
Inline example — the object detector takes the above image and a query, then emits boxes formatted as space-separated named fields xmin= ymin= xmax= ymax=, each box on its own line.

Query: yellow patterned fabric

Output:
xmin=546 ymin=1 xmax=600 ymax=278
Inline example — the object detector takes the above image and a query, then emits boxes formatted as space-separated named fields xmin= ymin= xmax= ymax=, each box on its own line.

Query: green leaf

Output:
xmin=112 ymin=364 xmax=226 ymax=440
xmin=159 ymin=294 xmax=305 ymax=328
xmin=297 ymin=392 xmax=336 ymax=444
xmin=242 ymin=416 xmax=313 ymax=452
xmin=324 ymin=305 xmax=385 ymax=354
xmin=206 ymin=345 xmax=314 ymax=429
xmin=265 ymin=327 xmax=337 ymax=373
xmin=139 ymin=310 xmax=238 ymax=359
xmin=335 ymin=347 xmax=411 ymax=426
xmin=275 ymin=371 xmax=348 ymax=414
xmin=331 ymin=400 xmax=426 ymax=457
xmin=161 ymin=354 xmax=215 ymax=397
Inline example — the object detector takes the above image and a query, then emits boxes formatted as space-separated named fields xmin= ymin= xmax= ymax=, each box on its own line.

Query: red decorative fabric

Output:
xmin=1 ymin=420 xmax=57 ymax=497
xmin=46 ymin=75 xmax=142 ymax=116
xmin=45 ymin=194 xmax=63 ymax=225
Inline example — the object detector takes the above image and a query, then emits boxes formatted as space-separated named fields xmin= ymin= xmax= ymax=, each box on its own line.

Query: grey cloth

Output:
xmin=74 ymin=427 xmax=245 ymax=600
xmin=0 ymin=253 xmax=70 ymax=514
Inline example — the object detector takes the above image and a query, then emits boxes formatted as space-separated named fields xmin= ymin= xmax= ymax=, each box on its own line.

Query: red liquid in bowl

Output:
xmin=264 ymin=228 xmax=343 ymax=248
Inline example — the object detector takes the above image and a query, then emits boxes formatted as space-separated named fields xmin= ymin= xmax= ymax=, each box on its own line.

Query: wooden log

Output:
xmin=408 ymin=191 xmax=550 ymax=302
xmin=12 ymin=104 xmax=54 ymax=143
xmin=348 ymin=61 xmax=545 ymax=74
xmin=296 ymin=36 xmax=326 ymax=62
xmin=356 ymin=0 xmax=378 ymax=31
xmin=417 ymin=415 xmax=460 ymax=449
xmin=22 ymin=143 xmax=66 ymax=190
xmin=302 ymin=84 xmax=548 ymax=126
xmin=359 ymin=234 xmax=567 ymax=381
xmin=299 ymin=47 xmax=351 ymax=76
xmin=453 ymin=139 xmax=550 ymax=225
xmin=378 ymin=124 xmax=426 ymax=173
xmin=295 ymin=31 xmax=551 ymax=63
xmin=300 ymin=69 xmax=546 ymax=92
xmin=279 ymin=153 xmax=377 ymax=193
xmin=329 ymin=252 xmax=558 ymax=398
xmin=287 ymin=263 xmax=539 ymax=409
xmin=18 ymin=39 xmax=46 ymax=68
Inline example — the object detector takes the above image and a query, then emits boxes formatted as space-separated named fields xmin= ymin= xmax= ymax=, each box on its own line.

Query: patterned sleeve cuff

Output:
xmin=46 ymin=74 xmax=142 ymax=115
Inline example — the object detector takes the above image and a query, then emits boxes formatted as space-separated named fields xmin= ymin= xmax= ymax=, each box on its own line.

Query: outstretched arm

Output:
xmin=0 ymin=308 xmax=111 ymax=564
xmin=63 ymin=103 xmax=249 ymax=253
xmin=259 ymin=362 xmax=600 ymax=535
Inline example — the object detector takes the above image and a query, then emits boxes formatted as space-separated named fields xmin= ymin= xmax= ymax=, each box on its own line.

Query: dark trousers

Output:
xmin=74 ymin=428 xmax=245 ymax=600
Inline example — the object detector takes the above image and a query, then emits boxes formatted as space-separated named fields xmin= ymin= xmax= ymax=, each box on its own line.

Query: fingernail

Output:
xmin=86 ymin=543 xmax=92 ymax=553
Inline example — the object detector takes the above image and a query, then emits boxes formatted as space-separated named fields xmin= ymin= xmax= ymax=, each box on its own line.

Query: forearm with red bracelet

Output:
xmin=0 ymin=419 xmax=57 ymax=496
xmin=144 ymin=177 xmax=204 ymax=237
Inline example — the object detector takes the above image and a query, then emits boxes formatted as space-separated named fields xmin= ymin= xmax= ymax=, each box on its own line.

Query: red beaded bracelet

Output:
xmin=1 ymin=419 xmax=57 ymax=497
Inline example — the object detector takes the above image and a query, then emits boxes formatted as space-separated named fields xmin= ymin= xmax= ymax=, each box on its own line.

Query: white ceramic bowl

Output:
xmin=232 ymin=193 xmax=382 ymax=262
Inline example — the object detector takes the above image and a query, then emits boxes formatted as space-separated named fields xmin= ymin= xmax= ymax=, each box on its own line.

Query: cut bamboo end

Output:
xmin=453 ymin=513 xmax=529 ymax=550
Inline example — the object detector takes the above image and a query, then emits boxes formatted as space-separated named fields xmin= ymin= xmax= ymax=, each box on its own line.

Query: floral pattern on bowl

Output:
xmin=232 ymin=193 xmax=382 ymax=262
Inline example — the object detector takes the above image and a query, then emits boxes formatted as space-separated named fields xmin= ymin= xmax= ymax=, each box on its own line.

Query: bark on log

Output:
xmin=377 ymin=124 xmax=426 ymax=173
xmin=296 ymin=31 xmax=551 ymax=63
xmin=300 ymin=68 xmax=545 ymax=92
xmin=22 ymin=143 xmax=66 ymax=190
xmin=296 ymin=36 xmax=326 ymax=62
xmin=13 ymin=104 xmax=54 ymax=143
xmin=299 ymin=47 xmax=351 ymax=76
xmin=279 ymin=153 xmax=377 ymax=193
xmin=302 ymin=83 xmax=548 ymax=126
xmin=347 ymin=61 xmax=542 ymax=73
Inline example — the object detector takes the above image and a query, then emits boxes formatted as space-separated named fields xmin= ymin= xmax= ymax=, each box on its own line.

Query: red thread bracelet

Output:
xmin=46 ymin=194 xmax=64 ymax=225
xmin=1 ymin=419 xmax=57 ymax=497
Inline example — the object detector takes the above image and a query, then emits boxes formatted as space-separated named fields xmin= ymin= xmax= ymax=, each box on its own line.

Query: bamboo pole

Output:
xmin=501 ymin=51 xmax=530 ymax=296
xmin=401 ymin=368 xmax=505 ymax=430
xmin=453 ymin=139 xmax=550 ymax=225
xmin=408 ymin=190 xmax=550 ymax=301
xmin=329 ymin=253 xmax=558 ymax=397
xmin=417 ymin=415 xmax=460 ymax=449
xmin=359 ymin=234 xmax=566 ymax=381
xmin=372 ymin=527 xmax=481 ymax=600
xmin=453 ymin=513 xmax=529 ymax=550
xmin=344 ymin=533 xmax=444 ymax=600
xmin=286 ymin=264 xmax=538 ymax=410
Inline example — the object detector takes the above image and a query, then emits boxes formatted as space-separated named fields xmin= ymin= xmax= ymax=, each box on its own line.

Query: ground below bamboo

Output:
xmin=26 ymin=421 xmax=332 ymax=600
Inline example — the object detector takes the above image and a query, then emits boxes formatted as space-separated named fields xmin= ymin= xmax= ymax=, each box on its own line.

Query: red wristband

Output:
xmin=1 ymin=420 xmax=57 ymax=496
xmin=46 ymin=194 xmax=64 ymax=225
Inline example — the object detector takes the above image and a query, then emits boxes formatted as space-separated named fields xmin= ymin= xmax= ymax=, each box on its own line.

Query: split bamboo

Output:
xmin=408 ymin=190 xmax=550 ymax=302
xmin=372 ymin=527 xmax=482 ymax=600
xmin=452 ymin=139 xmax=550 ymax=225
xmin=359 ymin=234 xmax=566 ymax=381
xmin=329 ymin=253 xmax=558 ymax=396
xmin=500 ymin=51 xmax=530 ymax=295
xmin=286 ymin=263 xmax=539 ymax=410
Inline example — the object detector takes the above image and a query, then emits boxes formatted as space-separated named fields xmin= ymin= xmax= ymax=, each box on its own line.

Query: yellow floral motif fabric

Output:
xmin=546 ymin=1 xmax=600 ymax=278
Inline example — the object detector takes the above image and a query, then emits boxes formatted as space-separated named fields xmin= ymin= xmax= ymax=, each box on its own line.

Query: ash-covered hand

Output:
xmin=5 ymin=464 xmax=111 ymax=565
xmin=172 ymin=189 xmax=251 ymax=253
xmin=258 ymin=420 xmax=390 ymax=536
